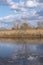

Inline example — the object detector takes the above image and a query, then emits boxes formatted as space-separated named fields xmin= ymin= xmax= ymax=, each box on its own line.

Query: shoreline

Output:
xmin=0 ymin=38 xmax=43 ymax=43
xmin=0 ymin=29 xmax=43 ymax=38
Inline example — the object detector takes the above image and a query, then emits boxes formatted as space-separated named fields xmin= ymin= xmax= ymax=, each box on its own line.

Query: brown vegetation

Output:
xmin=0 ymin=29 xmax=43 ymax=38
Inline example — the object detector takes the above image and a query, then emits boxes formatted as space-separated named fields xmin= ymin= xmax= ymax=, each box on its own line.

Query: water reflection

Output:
xmin=0 ymin=39 xmax=43 ymax=65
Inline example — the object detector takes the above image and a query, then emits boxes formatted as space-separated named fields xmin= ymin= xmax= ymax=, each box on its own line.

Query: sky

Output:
xmin=0 ymin=0 xmax=43 ymax=29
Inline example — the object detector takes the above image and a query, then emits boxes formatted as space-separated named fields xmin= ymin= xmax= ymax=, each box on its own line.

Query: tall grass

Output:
xmin=0 ymin=29 xmax=43 ymax=38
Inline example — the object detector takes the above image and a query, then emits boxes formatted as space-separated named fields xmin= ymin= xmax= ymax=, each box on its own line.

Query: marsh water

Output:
xmin=0 ymin=39 xmax=43 ymax=65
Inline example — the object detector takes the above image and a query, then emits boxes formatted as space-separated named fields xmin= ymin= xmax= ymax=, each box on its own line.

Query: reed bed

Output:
xmin=0 ymin=29 xmax=43 ymax=38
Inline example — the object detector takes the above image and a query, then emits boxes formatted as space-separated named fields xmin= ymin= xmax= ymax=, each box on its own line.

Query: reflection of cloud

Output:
xmin=0 ymin=43 xmax=14 ymax=49
xmin=29 ymin=45 xmax=37 ymax=52
xmin=27 ymin=56 xmax=37 ymax=61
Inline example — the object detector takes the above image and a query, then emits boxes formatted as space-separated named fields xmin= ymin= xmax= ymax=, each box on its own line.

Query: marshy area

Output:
xmin=0 ymin=27 xmax=43 ymax=65
xmin=0 ymin=29 xmax=43 ymax=38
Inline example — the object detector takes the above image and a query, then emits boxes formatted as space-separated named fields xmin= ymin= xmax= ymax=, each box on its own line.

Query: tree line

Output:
xmin=12 ymin=20 xmax=43 ymax=30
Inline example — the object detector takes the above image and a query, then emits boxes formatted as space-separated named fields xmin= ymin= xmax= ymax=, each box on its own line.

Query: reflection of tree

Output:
xmin=37 ymin=44 xmax=43 ymax=53
xmin=22 ymin=42 xmax=28 ymax=65
xmin=17 ymin=42 xmax=28 ymax=59
xmin=23 ymin=42 xmax=28 ymax=58
xmin=11 ymin=42 xmax=28 ymax=62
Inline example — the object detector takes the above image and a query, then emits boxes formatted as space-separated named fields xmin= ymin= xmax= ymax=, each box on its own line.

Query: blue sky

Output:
xmin=0 ymin=0 xmax=43 ymax=29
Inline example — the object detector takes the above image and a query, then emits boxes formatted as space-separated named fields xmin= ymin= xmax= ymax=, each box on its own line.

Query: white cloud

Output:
xmin=7 ymin=0 xmax=18 ymax=9
xmin=38 ymin=16 xmax=43 ymax=20
xmin=0 ymin=0 xmax=43 ymax=29
xmin=39 ymin=3 xmax=43 ymax=8
xmin=0 ymin=23 xmax=8 ymax=28
xmin=0 ymin=13 xmax=22 ymax=22
xmin=26 ymin=0 xmax=38 ymax=7
xmin=19 ymin=1 xmax=24 ymax=7
xmin=7 ymin=0 xmax=25 ymax=12
xmin=30 ymin=10 xmax=37 ymax=16
xmin=0 ymin=15 xmax=14 ymax=21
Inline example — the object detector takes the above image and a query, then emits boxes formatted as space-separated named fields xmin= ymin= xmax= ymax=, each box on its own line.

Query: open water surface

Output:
xmin=0 ymin=39 xmax=43 ymax=65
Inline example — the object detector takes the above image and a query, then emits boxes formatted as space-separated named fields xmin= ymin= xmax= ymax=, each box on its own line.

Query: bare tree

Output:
xmin=20 ymin=22 xmax=32 ymax=30
xmin=37 ymin=21 xmax=43 ymax=29
xmin=16 ymin=19 xmax=21 ymax=29
xmin=12 ymin=19 xmax=21 ymax=30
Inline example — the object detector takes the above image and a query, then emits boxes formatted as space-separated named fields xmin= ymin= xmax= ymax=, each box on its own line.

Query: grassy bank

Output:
xmin=0 ymin=29 xmax=43 ymax=38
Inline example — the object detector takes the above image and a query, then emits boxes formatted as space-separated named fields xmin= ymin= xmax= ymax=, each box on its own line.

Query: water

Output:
xmin=0 ymin=39 xmax=43 ymax=65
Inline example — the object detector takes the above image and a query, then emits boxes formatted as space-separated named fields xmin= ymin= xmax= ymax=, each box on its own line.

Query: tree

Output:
xmin=20 ymin=23 xmax=32 ymax=30
xmin=12 ymin=19 xmax=21 ymax=30
xmin=16 ymin=19 xmax=21 ymax=29
xmin=37 ymin=21 xmax=43 ymax=28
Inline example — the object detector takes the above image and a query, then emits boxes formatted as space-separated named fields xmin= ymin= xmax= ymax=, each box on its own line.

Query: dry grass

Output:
xmin=0 ymin=29 xmax=43 ymax=38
